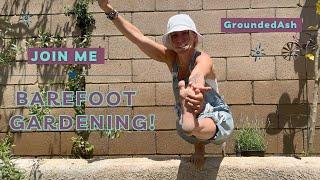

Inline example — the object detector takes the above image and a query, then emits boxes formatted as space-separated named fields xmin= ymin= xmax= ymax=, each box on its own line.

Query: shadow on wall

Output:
xmin=267 ymin=93 xmax=308 ymax=154
xmin=266 ymin=0 xmax=319 ymax=154
xmin=0 ymin=0 xmax=77 ymax=106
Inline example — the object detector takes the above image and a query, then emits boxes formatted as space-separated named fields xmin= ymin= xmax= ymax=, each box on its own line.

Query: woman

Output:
xmin=98 ymin=0 xmax=234 ymax=170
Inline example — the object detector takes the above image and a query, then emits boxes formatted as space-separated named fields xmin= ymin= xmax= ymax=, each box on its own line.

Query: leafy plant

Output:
xmin=64 ymin=65 xmax=86 ymax=120
xmin=26 ymin=29 xmax=66 ymax=48
xmin=100 ymin=129 xmax=121 ymax=139
xmin=64 ymin=0 xmax=96 ymax=40
xmin=0 ymin=38 xmax=20 ymax=65
xmin=64 ymin=0 xmax=97 ymax=159
xmin=25 ymin=84 xmax=53 ymax=126
xmin=71 ymin=136 xmax=94 ymax=159
xmin=234 ymin=127 xmax=266 ymax=152
xmin=65 ymin=0 xmax=122 ymax=158
xmin=0 ymin=16 xmax=22 ymax=65
xmin=0 ymin=133 xmax=25 ymax=179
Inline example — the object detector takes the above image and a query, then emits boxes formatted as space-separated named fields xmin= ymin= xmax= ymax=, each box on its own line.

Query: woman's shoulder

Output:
xmin=194 ymin=51 xmax=213 ymax=68
xmin=196 ymin=51 xmax=211 ymax=61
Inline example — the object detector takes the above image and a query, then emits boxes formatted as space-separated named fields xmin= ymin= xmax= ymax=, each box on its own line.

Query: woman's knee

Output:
xmin=197 ymin=118 xmax=216 ymax=131
xmin=192 ymin=130 xmax=216 ymax=141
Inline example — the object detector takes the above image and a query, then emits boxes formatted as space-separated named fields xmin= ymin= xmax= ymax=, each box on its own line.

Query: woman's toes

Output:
xmin=178 ymin=80 xmax=185 ymax=90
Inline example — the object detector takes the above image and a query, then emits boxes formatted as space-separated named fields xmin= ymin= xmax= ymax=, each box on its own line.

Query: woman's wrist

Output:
xmin=105 ymin=8 xmax=118 ymax=21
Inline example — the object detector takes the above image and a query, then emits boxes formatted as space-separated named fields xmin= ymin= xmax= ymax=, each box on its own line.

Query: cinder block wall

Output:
xmin=0 ymin=0 xmax=319 ymax=156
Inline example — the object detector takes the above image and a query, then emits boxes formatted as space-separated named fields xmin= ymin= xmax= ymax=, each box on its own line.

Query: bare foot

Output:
xmin=189 ymin=141 xmax=205 ymax=170
xmin=178 ymin=80 xmax=197 ymax=133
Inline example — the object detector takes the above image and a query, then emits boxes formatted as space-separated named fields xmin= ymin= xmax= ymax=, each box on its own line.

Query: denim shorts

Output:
xmin=175 ymin=102 xmax=234 ymax=145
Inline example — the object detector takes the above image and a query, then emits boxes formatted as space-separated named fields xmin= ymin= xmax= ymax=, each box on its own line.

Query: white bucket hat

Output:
xmin=162 ymin=14 xmax=203 ymax=49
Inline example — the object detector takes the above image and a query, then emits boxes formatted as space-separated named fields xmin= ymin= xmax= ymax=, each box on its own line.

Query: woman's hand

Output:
xmin=188 ymin=81 xmax=211 ymax=93
xmin=97 ymin=0 xmax=113 ymax=13
xmin=186 ymin=72 xmax=211 ymax=115
xmin=179 ymin=81 xmax=205 ymax=115
xmin=185 ymin=88 xmax=205 ymax=115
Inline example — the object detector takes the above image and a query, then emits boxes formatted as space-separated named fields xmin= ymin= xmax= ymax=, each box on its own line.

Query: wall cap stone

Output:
xmin=3 ymin=157 xmax=320 ymax=179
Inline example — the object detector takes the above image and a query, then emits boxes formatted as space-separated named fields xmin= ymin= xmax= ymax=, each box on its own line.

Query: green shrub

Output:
xmin=71 ymin=136 xmax=94 ymax=159
xmin=0 ymin=16 xmax=22 ymax=65
xmin=235 ymin=127 xmax=266 ymax=152
xmin=0 ymin=134 xmax=25 ymax=179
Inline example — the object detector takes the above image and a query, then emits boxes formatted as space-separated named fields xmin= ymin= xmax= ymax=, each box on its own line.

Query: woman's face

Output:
xmin=170 ymin=30 xmax=196 ymax=53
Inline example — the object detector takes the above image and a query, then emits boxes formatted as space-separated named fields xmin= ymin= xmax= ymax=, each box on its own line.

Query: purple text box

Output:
xmin=28 ymin=48 xmax=105 ymax=64
xmin=221 ymin=18 xmax=302 ymax=33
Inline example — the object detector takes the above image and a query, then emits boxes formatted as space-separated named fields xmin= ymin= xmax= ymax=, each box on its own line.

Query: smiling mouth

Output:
xmin=180 ymin=45 xmax=190 ymax=50
xmin=177 ymin=43 xmax=189 ymax=49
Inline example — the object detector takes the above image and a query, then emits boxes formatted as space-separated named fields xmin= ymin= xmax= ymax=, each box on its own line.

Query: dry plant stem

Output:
xmin=308 ymin=32 xmax=320 ymax=154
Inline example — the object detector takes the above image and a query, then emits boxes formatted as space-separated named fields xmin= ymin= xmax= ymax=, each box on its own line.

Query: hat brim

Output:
xmin=162 ymin=25 xmax=203 ymax=49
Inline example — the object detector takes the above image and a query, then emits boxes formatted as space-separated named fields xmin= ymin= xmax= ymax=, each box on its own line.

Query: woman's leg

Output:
xmin=189 ymin=141 xmax=205 ymax=170
xmin=188 ymin=119 xmax=217 ymax=170
xmin=178 ymin=80 xmax=198 ymax=134
xmin=191 ymin=118 xmax=217 ymax=140
xmin=179 ymin=81 xmax=219 ymax=170
xmin=178 ymin=80 xmax=217 ymax=140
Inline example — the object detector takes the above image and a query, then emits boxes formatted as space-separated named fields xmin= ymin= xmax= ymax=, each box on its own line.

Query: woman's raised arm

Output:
xmin=97 ymin=0 xmax=173 ymax=65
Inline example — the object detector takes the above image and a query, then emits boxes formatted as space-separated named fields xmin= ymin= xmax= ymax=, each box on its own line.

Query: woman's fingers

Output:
xmin=185 ymin=96 xmax=201 ymax=109
xmin=178 ymin=80 xmax=186 ymax=90
xmin=178 ymin=80 xmax=188 ymax=99
xmin=188 ymin=81 xmax=212 ymax=93
xmin=194 ymin=85 xmax=211 ymax=92
xmin=185 ymin=96 xmax=201 ymax=106
xmin=183 ymin=85 xmax=205 ymax=114
xmin=199 ymin=86 xmax=212 ymax=92
xmin=185 ymin=88 xmax=205 ymax=115
xmin=185 ymin=101 xmax=196 ymax=112
xmin=187 ymin=91 xmax=203 ymax=101
xmin=186 ymin=101 xmax=201 ymax=112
